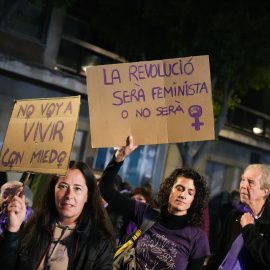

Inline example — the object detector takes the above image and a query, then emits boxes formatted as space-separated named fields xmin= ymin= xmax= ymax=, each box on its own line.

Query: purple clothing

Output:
xmin=218 ymin=204 xmax=255 ymax=270
xmin=0 ymin=206 xmax=34 ymax=234
xmin=218 ymin=234 xmax=247 ymax=270
xmin=134 ymin=202 xmax=210 ymax=270
xmin=126 ymin=220 xmax=137 ymax=234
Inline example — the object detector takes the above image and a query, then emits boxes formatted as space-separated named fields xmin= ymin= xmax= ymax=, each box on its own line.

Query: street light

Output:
xmin=253 ymin=119 xmax=264 ymax=134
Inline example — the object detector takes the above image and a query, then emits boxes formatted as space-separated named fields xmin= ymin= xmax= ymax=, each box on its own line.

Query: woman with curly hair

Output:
xmin=100 ymin=136 xmax=210 ymax=270
xmin=0 ymin=160 xmax=115 ymax=270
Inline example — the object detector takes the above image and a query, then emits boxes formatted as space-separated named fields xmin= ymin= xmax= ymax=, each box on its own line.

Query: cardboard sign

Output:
xmin=87 ymin=56 xmax=214 ymax=148
xmin=0 ymin=96 xmax=81 ymax=176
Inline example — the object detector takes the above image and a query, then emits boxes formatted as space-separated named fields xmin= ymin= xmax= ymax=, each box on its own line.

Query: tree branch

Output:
xmin=192 ymin=79 xmax=234 ymax=167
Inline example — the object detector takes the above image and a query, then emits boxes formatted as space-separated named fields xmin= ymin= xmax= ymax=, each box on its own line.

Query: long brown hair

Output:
xmin=20 ymin=161 xmax=115 ymax=255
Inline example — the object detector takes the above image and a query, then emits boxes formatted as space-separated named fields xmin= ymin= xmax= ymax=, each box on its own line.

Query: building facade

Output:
xmin=0 ymin=0 xmax=270 ymax=205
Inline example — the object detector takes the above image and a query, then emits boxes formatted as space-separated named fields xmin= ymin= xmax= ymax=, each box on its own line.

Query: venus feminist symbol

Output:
xmin=188 ymin=105 xmax=204 ymax=131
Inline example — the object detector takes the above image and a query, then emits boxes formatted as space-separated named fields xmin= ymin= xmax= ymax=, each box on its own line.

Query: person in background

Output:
xmin=219 ymin=189 xmax=240 ymax=223
xmin=131 ymin=186 xmax=156 ymax=206
xmin=0 ymin=181 xmax=34 ymax=234
xmin=100 ymin=136 xmax=210 ymax=270
xmin=204 ymin=164 xmax=270 ymax=270
xmin=124 ymin=186 xmax=156 ymax=236
xmin=0 ymin=161 xmax=115 ymax=270
xmin=120 ymin=181 xmax=132 ymax=195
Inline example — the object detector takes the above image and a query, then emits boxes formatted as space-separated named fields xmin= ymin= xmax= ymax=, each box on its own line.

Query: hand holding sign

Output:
xmin=115 ymin=136 xmax=138 ymax=162
xmin=7 ymin=187 xmax=26 ymax=232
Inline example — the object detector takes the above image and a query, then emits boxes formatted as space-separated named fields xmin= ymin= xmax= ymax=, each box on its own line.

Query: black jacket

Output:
xmin=0 ymin=225 xmax=114 ymax=270
xmin=204 ymin=200 xmax=270 ymax=270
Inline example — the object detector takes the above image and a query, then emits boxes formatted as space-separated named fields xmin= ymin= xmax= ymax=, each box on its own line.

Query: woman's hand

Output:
xmin=7 ymin=187 xmax=26 ymax=232
xmin=115 ymin=136 xmax=138 ymax=162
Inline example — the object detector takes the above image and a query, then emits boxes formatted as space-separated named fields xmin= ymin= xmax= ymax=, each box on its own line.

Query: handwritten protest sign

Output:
xmin=0 ymin=96 xmax=80 ymax=176
xmin=87 ymin=56 xmax=214 ymax=148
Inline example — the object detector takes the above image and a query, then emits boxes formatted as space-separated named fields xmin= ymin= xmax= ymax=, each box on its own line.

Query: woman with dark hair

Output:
xmin=99 ymin=136 xmax=210 ymax=270
xmin=0 ymin=161 xmax=115 ymax=270
xmin=131 ymin=186 xmax=156 ymax=206
xmin=158 ymin=167 xmax=209 ymax=228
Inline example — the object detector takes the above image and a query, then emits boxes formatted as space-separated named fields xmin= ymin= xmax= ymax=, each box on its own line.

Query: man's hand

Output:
xmin=240 ymin=212 xmax=254 ymax=227
xmin=7 ymin=187 xmax=26 ymax=232
xmin=115 ymin=136 xmax=138 ymax=162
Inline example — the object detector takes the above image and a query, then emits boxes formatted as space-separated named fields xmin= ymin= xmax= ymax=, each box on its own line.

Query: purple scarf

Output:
xmin=218 ymin=204 xmax=255 ymax=270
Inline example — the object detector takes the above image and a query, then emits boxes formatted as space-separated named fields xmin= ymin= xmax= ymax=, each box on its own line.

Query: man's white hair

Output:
xmin=245 ymin=164 xmax=270 ymax=198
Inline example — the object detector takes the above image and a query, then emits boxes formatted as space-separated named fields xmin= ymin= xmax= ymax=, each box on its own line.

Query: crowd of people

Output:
xmin=0 ymin=136 xmax=270 ymax=269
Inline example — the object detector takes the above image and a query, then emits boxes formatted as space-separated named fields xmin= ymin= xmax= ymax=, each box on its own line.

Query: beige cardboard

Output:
xmin=0 ymin=96 xmax=81 ymax=176
xmin=87 ymin=56 xmax=214 ymax=148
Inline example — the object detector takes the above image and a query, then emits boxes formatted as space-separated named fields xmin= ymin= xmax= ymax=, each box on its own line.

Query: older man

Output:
xmin=0 ymin=181 xmax=34 ymax=234
xmin=204 ymin=164 xmax=270 ymax=270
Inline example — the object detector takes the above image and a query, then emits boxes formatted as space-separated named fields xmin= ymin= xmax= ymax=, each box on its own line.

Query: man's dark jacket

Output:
xmin=204 ymin=200 xmax=270 ymax=270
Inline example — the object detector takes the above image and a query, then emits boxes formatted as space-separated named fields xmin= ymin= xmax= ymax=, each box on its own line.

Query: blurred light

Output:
xmin=81 ymin=55 xmax=100 ymax=72
xmin=81 ymin=66 xmax=88 ymax=72
xmin=253 ymin=127 xmax=263 ymax=134
xmin=253 ymin=119 xmax=264 ymax=134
